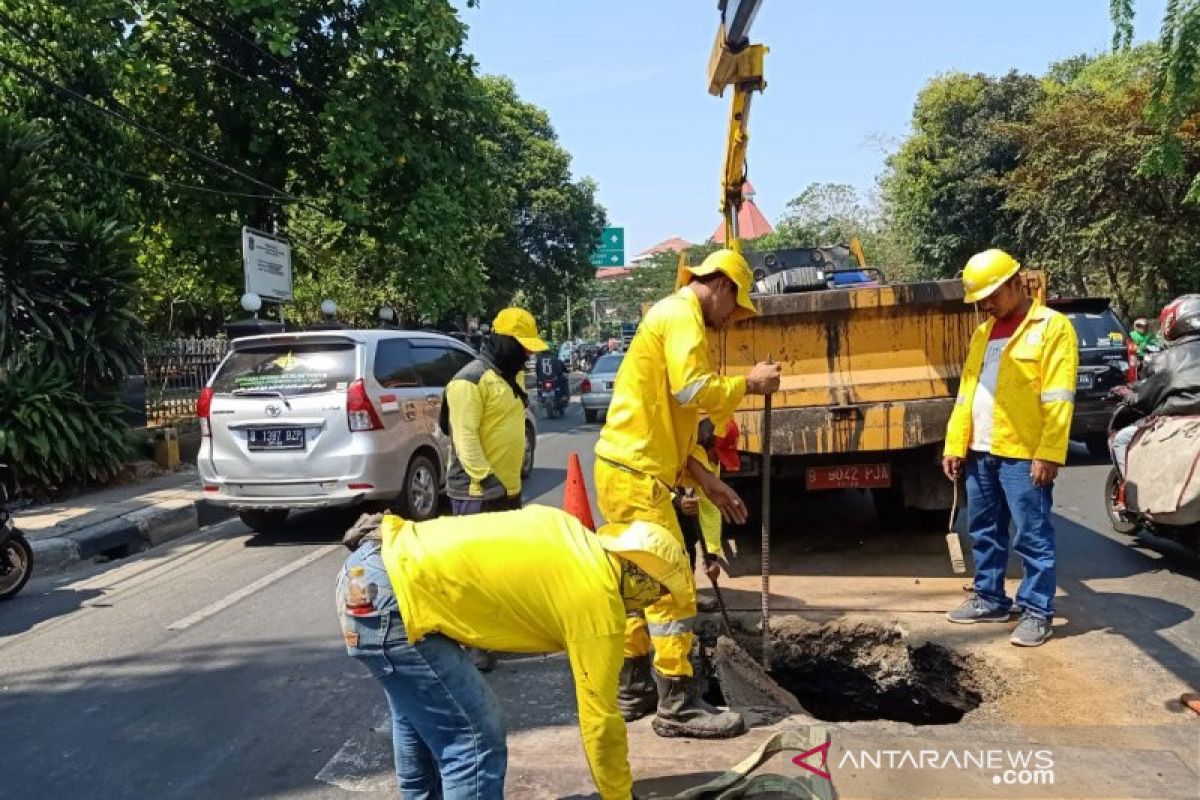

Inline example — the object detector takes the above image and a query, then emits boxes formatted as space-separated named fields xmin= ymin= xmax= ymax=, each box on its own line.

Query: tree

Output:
xmin=1114 ymin=1 xmax=1200 ymax=202
xmin=881 ymin=71 xmax=1045 ymax=276
xmin=0 ymin=115 xmax=139 ymax=490
xmin=1004 ymin=47 xmax=1200 ymax=315
xmin=756 ymin=183 xmax=872 ymax=249
xmin=475 ymin=76 xmax=607 ymax=319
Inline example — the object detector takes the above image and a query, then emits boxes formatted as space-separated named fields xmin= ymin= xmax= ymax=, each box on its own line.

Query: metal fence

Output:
xmin=143 ymin=337 xmax=230 ymax=425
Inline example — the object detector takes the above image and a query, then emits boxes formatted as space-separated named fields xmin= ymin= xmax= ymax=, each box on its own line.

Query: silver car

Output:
xmin=197 ymin=330 xmax=536 ymax=532
xmin=580 ymin=353 xmax=624 ymax=423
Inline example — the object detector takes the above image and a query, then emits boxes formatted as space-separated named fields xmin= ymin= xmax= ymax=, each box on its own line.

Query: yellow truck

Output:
xmin=718 ymin=278 xmax=973 ymax=519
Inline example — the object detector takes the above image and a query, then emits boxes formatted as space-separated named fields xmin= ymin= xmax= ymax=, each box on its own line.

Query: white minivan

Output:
xmin=197 ymin=330 xmax=536 ymax=532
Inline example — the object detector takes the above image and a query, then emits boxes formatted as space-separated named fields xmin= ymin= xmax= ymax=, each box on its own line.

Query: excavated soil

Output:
xmin=701 ymin=616 xmax=1007 ymax=726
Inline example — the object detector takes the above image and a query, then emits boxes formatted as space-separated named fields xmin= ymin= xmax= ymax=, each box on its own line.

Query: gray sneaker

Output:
xmin=1010 ymin=613 xmax=1052 ymax=647
xmin=946 ymin=595 xmax=1011 ymax=624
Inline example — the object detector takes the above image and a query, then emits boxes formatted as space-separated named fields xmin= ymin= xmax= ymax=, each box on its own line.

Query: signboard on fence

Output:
xmin=242 ymin=227 xmax=293 ymax=301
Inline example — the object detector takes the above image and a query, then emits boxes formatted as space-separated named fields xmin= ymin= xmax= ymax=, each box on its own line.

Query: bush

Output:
xmin=0 ymin=366 xmax=129 ymax=490
xmin=0 ymin=114 xmax=139 ymax=492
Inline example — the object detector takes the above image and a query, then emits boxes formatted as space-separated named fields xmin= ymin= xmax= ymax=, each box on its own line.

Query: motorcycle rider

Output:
xmin=535 ymin=347 xmax=570 ymax=410
xmin=1130 ymin=317 xmax=1159 ymax=358
xmin=1111 ymin=295 xmax=1200 ymax=479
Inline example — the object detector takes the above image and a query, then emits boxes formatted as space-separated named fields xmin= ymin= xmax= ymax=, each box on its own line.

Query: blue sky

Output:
xmin=456 ymin=1 xmax=1167 ymax=257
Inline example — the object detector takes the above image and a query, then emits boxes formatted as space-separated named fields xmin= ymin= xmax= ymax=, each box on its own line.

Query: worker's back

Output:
xmin=382 ymin=505 xmax=624 ymax=653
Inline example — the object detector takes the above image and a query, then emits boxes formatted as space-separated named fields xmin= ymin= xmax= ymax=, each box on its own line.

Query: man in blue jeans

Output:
xmin=336 ymin=506 xmax=692 ymax=799
xmin=941 ymin=250 xmax=1078 ymax=647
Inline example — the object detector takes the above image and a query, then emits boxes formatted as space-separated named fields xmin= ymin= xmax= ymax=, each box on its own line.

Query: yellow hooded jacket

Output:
xmin=595 ymin=286 xmax=746 ymax=486
xmin=944 ymin=300 xmax=1079 ymax=463
xmin=379 ymin=505 xmax=681 ymax=799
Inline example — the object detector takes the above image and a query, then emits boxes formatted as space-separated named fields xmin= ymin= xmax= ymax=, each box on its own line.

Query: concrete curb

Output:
xmin=28 ymin=500 xmax=235 ymax=575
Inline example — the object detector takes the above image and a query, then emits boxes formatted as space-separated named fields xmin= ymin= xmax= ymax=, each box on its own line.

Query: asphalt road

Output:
xmin=1 ymin=403 xmax=1197 ymax=799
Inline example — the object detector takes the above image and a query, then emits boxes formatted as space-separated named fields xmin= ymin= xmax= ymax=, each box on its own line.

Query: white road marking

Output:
xmin=166 ymin=544 xmax=340 ymax=631
xmin=315 ymin=714 xmax=394 ymax=793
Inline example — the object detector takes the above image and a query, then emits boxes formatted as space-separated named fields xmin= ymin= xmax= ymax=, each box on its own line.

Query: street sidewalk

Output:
xmin=14 ymin=465 xmax=231 ymax=574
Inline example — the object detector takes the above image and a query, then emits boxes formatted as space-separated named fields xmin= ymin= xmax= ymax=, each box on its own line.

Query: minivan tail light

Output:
xmin=347 ymin=380 xmax=384 ymax=432
xmin=198 ymin=387 xmax=214 ymax=437
xmin=580 ymin=378 xmax=592 ymax=393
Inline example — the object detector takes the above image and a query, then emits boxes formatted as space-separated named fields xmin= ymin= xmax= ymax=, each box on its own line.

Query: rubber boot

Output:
xmin=650 ymin=669 xmax=745 ymax=739
xmin=617 ymin=654 xmax=658 ymax=722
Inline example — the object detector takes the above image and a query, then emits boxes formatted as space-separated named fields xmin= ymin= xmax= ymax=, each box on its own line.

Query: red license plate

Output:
xmin=806 ymin=463 xmax=891 ymax=490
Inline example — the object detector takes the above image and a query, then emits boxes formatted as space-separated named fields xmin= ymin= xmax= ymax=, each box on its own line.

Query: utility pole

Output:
xmin=566 ymin=290 xmax=573 ymax=340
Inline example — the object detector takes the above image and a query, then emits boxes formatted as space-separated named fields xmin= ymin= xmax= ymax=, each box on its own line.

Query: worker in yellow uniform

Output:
xmin=942 ymin=249 xmax=1078 ymax=647
xmin=336 ymin=505 xmax=690 ymax=800
xmin=594 ymin=248 xmax=781 ymax=738
xmin=441 ymin=307 xmax=546 ymax=516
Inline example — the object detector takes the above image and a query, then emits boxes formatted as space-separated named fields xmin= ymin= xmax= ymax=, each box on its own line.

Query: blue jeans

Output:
xmin=336 ymin=543 xmax=507 ymax=799
xmin=1111 ymin=424 xmax=1138 ymax=478
xmin=964 ymin=453 xmax=1057 ymax=619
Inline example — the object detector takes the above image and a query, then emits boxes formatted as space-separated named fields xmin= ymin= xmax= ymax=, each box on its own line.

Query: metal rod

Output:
xmin=761 ymin=377 xmax=773 ymax=668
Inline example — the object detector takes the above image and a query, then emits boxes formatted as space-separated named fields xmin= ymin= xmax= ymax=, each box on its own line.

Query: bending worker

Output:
xmin=337 ymin=505 xmax=690 ymax=799
xmin=594 ymin=248 xmax=781 ymax=738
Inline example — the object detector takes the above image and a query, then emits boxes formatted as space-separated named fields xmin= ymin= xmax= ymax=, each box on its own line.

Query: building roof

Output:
xmin=710 ymin=181 xmax=774 ymax=243
xmin=631 ymin=235 xmax=693 ymax=263
xmin=595 ymin=267 xmax=633 ymax=281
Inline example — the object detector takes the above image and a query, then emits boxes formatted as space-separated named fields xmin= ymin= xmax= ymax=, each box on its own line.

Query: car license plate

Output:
xmin=605 ymin=382 xmax=615 ymax=390
xmin=247 ymin=428 xmax=306 ymax=450
xmin=1077 ymin=372 xmax=1095 ymax=389
xmin=806 ymin=463 xmax=891 ymax=490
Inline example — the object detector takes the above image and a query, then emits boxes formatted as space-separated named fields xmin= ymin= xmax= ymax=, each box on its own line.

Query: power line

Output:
xmin=66 ymin=157 xmax=284 ymax=201
xmin=0 ymin=51 xmax=333 ymax=216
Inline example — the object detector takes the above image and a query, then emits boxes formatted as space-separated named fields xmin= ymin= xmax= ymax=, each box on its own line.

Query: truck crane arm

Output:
xmin=709 ymin=0 xmax=767 ymax=255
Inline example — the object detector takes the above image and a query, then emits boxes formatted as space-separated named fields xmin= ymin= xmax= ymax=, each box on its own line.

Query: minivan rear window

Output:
xmin=211 ymin=343 xmax=357 ymax=396
xmin=1064 ymin=311 xmax=1126 ymax=349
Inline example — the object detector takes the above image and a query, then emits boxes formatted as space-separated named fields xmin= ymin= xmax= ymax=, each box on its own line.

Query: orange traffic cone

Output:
xmin=563 ymin=452 xmax=597 ymax=530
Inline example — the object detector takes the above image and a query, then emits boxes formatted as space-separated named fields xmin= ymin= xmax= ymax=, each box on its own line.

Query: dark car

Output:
xmin=1047 ymin=297 xmax=1132 ymax=458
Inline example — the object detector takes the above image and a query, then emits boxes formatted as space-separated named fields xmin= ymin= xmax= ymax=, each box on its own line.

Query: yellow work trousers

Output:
xmin=595 ymin=459 xmax=697 ymax=677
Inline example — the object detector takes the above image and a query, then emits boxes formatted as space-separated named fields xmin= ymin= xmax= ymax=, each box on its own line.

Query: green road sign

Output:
xmin=591 ymin=226 xmax=625 ymax=267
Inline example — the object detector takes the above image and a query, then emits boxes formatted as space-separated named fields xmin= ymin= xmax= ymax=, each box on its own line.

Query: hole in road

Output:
xmin=704 ymin=618 xmax=1004 ymax=726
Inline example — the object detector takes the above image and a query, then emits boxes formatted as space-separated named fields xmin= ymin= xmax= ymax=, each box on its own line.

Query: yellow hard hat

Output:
xmin=677 ymin=249 xmax=758 ymax=323
xmin=594 ymin=520 xmax=692 ymax=605
xmin=962 ymin=249 xmax=1021 ymax=304
xmin=492 ymin=307 xmax=548 ymax=352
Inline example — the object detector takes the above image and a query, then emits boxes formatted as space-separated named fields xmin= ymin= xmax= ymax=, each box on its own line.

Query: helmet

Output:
xmin=962 ymin=249 xmax=1021 ymax=304
xmin=1133 ymin=317 xmax=1149 ymax=330
xmin=676 ymin=249 xmax=758 ymax=323
xmin=594 ymin=520 xmax=692 ymax=606
xmin=1158 ymin=295 xmax=1200 ymax=341
xmin=492 ymin=307 xmax=548 ymax=352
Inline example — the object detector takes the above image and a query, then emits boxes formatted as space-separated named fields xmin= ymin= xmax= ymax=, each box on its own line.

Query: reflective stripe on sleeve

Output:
xmin=648 ymin=617 xmax=695 ymax=637
xmin=1040 ymin=389 xmax=1075 ymax=403
xmin=674 ymin=379 xmax=707 ymax=405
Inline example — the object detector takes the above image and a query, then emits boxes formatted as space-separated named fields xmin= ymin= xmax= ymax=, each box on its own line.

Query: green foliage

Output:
xmin=1111 ymin=0 xmax=1136 ymax=51
xmin=0 ymin=113 xmax=137 ymax=491
xmin=882 ymin=71 xmax=1045 ymax=277
xmin=1140 ymin=0 xmax=1200 ymax=202
xmin=1005 ymin=47 xmax=1200 ymax=316
xmin=0 ymin=2 xmax=606 ymax=336
xmin=0 ymin=365 xmax=130 ymax=490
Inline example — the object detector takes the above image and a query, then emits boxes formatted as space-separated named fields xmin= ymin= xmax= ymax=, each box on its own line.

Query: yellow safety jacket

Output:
xmin=443 ymin=359 xmax=524 ymax=499
xmin=380 ymin=506 xmax=633 ymax=799
xmin=595 ymin=286 xmax=746 ymax=486
xmin=944 ymin=300 xmax=1079 ymax=464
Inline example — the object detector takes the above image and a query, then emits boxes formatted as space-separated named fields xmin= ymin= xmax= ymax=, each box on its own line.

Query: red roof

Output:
xmin=710 ymin=181 xmax=773 ymax=243
xmin=632 ymin=236 xmax=693 ymax=260
xmin=595 ymin=267 xmax=633 ymax=280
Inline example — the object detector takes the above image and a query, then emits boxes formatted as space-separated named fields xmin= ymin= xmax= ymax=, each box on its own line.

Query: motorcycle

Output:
xmin=1103 ymin=398 xmax=1200 ymax=554
xmin=536 ymin=378 xmax=569 ymax=419
xmin=0 ymin=465 xmax=33 ymax=601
